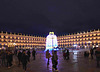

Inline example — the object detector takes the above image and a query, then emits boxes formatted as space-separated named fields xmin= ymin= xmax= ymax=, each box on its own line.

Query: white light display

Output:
xmin=45 ymin=32 xmax=58 ymax=51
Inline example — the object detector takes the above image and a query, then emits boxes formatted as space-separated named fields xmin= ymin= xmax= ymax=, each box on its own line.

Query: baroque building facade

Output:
xmin=57 ymin=29 xmax=100 ymax=48
xmin=0 ymin=29 xmax=100 ymax=49
xmin=0 ymin=31 xmax=46 ymax=49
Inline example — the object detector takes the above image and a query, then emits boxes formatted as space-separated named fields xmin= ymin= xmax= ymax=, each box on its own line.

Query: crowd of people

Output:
xmin=0 ymin=49 xmax=36 ymax=72
xmin=46 ymin=50 xmax=58 ymax=71
xmin=0 ymin=47 xmax=100 ymax=72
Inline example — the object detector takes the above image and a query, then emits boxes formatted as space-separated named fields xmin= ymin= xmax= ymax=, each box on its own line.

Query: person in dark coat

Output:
xmin=95 ymin=47 xmax=100 ymax=67
xmin=66 ymin=49 xmax=69 ymax=60
xmin=6 ymin=51 xmax=12 ymax=68
xmin=90 ymin=48 xmax=94 ymax=59
xmin=52 ymin=51 xmax=58 ymax=71
xmin=17 ymin=50 xmax=22 ymax=66
xmin=63 ymin=49 xmax=66 ymax=60
xmin=1 ymin=50 xmax=6 ymax=66
xmin=21 ymin=51 xmax=28 ymax=71
xmin=27 ymin=50 xmax=31 ymax=62
xmin=84 ymin=51 xmax=89 ymax=58
xmin=32 ymin=49 xmax=36 ymax=60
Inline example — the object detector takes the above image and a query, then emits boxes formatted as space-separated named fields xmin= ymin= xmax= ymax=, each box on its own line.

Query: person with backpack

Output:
xmin=46 ymin=50 xmax=51 ymax=67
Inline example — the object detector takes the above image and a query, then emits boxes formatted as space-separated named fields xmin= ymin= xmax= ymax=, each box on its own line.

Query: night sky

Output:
xmin=0 ymin=0 xmax=100 ymax=37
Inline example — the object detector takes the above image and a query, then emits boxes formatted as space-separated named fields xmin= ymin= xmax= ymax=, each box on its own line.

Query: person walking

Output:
xmin=95 ymin=47 xmax=100 ymax=67
xmin=17 ymin=50 xmax=22 ymax=66
xmin=27 ymin=50 xmax=31 ymax=62
xmin=46 ymin=50 xmax=51 ymax=67
xmin=63 ymin=49 xmax=66 ymax=60
xmin=90 ymin=48 xmax=94 ymax=59
xmin=21 ymin=51 xmax=28 ymax=72
xmin=66 ymin=49 xmax=70 ymax=60
xmin=52 ymin=51 xmax=58 ymax=71
xmin=1 ymin=50 xmax=6 ymax=66
xmin=32 ymin=49 xmax=36 ymax=60
xmin=6 ymin=51 xmax=12 ymax=68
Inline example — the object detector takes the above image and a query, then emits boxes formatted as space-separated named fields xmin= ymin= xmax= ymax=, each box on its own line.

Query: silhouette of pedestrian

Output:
xmin=95 ymin=47 xmax=100 ymax=67
xmin=46 ymin=50 xmax=51 ymax=67
xmin=27 ymin=50 xmax=31 ymax=62
xmin=90 ymin=48 xmax=94 ymax=59
xmin=32 ymin=49 xmax=36 ymax=60
xmin=52 ymin=51 xmax=58 ymax=71
xmin=17 ymin=50 xmax=22 ymax=66
xmin=21 ymin=51 xmax=28 ymax=71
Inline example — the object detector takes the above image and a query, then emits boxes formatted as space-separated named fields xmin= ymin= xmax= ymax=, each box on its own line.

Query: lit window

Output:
xmin=18 ymin=40 xmax=20 ymax=42
xmin=90 ymin=38 xmax=92 ymax=40
xmin=83 ymin=38 xmax=85 ymax=40
xmin=6 ymin=36 xmax=8 ymax=38
xmin=10 ymin=37 xmax=12 ymax=39
xmin=86 ymin=38 xmax=88 ymax=40
xmin=80 ymin=39 xmax=82 ymax=41
xmin=90 ymin=34 xmax=92 ymax=36
xmin=14 ymin=37 xmax=16 ymax=39
xmin=93 ymin=37 xmax=96 ymax=39
xmin=83 ymin=35 xmax=85 ymax=37
xmin=5 ymin=39 xmax=8 ymax=42
xmin=1 ymin=36 xmax=4 ymax=38
xmin=27 ymin=38 xmax=28 ymax=40
xmin=10 ymin=40 xmax=12 ymax=42
xmin=80 ymin=36 xmax=82 ymax=37
xmin=97 ymin=34 xmax=100 ymax=36
xmin=1 ymin=39 xmax=4 ymax=41
xmin=86 ymin=35 xmax=88 ymax=37
xmin=18 ymin=37 xmax=20 ymax=39
xmin=93 ymin=34 xmax=96 ymax=36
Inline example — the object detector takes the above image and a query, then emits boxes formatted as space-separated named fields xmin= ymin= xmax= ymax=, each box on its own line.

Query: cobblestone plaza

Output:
xmin=0 ymin=49 xmax=100 ymax=72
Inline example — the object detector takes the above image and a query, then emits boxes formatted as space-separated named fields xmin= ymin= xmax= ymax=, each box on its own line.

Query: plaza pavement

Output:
xmin=0 ymin=49 xmax=100 ymax=72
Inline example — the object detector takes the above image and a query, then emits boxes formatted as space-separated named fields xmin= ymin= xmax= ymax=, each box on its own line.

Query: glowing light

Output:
xmin=73 ymin=44 xmax=77 ymax=47
xmin=45 ymin=32 xmax=58 ymax=51
xmin=96 ymin=45 xmax=98 ymax=47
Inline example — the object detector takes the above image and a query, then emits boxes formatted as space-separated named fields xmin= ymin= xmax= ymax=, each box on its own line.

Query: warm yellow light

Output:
xmin=86 ymin=38 xmax=88 ymax=40
xmin=80 ymin=36 xmax=82 ymax=37
xmin=93 ymin=37 xmax=96 ymax=39
xmin=86 ymin=35 xmax=88 ymax=37
xmin=93 ymin=34 xmax=96 ymax=36
xmin=14 ymin=37 xmax=16 ymax=39
xmin=6 ymin=36 xmax=8 ymax=38
xmin=18 ymin=37 xmax=20 ymax=39
xmin=90 ymin=34 xmax=92 ymax=36
xmin=1 ymin=36 xmax=4 ymax=38
xmin=1 ymin=39 xmax=4 ymax=41
xmin=80 ymin=39 xmax=82 ymax=41
xmin=97 ymin=33 xmax=100 ymax=36
xmin=83 ymin=35 xmax=85 ymax=37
